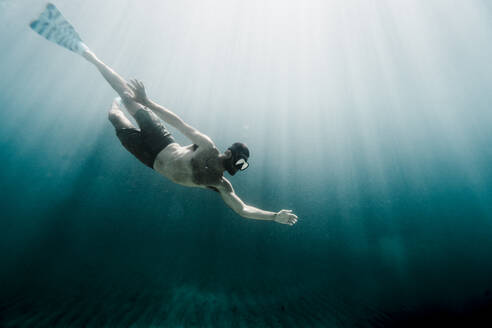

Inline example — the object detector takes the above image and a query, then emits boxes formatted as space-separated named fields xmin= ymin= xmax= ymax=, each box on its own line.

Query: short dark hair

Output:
xmin=228 ymin=142 xmax=250 ymax=159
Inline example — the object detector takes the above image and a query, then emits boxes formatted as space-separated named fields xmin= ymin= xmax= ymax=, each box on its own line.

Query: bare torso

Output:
xmin=153 ymin=143 xmax=223 ymax=188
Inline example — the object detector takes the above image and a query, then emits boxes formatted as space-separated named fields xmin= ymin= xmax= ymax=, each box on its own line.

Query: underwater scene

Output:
xmin=1 ymin=0 xmax=492 ymax=326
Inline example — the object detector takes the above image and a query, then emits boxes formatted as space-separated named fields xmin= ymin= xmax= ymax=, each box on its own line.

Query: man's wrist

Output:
xmin=273 ymin=212 xmax=279 ymax=222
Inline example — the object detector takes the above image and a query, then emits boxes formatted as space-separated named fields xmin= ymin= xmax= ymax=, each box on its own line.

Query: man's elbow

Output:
xmin=237 ymin=206 xmax=253 ymax=219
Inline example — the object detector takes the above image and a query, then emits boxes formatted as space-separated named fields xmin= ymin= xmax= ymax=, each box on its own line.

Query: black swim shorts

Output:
xmin=115 ymin=108 xmax=175 ymax=168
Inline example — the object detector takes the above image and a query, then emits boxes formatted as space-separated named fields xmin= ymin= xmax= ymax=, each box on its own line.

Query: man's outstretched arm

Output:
xmin=216 ymin=178 xmax=298 ymax=225
xmin=127 ymin=80 xmax=214 ymax=148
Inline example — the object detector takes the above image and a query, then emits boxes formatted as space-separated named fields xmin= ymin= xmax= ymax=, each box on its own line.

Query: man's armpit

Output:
xmin=218 ymin=178 xmax=234 ymax=194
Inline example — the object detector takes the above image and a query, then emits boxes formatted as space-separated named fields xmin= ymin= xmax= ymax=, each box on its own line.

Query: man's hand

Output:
xmin=274 ymin=210 xmax=298 ymax=226
xmin=127 ymin=79 xmax=149 ymax=106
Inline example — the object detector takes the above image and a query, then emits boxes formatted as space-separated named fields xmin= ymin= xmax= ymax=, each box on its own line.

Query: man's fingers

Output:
xmin=130 ymin=79 xmax=139 ymax=89
xmin=122 ymin=91 xmax=134 ymax=101
xmin=276 ymin=209 xmax=298 ymax=225
xmin=127 ymin=79 xmax=145 ymax=91
xmin=127 ymin=81 xmax=137 ymax=90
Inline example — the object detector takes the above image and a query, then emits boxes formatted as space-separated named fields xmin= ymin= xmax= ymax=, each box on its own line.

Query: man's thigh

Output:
xmin=115 ymin=128 xmax=154 ymax=168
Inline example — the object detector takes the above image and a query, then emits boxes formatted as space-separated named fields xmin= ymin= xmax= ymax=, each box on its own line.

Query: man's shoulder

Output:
xmin=194 ymin=144 xmax=220 ymax=154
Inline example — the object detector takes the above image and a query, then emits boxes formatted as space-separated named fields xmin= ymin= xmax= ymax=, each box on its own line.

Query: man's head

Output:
xmin=224 ymin=142 xmax=250 ymax=176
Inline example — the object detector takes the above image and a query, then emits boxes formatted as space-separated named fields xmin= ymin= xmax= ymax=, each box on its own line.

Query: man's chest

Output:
xmin=190 ymin=152 xmax=223 ymax=186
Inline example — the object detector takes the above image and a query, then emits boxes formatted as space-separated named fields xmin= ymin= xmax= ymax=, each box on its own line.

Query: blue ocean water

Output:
xmin=1 ymin=0 xmax=492 ymax=326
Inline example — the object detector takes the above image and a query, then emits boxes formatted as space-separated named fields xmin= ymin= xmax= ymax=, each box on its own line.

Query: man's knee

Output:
xmin=108 ymin=108 xmax=121 ymax=123
xmin=108 ymin=109 xmax=130 ymax=130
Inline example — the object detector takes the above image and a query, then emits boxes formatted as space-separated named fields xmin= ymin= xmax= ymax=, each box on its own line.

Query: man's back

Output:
xmin=153 ymin=143 xmax=223 ymax=188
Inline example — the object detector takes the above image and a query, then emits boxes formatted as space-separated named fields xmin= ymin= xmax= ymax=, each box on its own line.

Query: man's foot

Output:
xmin=30 ymin=4 xmax=89 ymax=55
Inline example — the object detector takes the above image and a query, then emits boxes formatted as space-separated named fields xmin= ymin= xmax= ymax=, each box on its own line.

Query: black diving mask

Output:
xmin=225 ymin=156 xmax=249 ymax=175
xmin=225 ymin=142 xmax=250 ymax=175
xmin=235 ymin=158 xmax=249 ymax=171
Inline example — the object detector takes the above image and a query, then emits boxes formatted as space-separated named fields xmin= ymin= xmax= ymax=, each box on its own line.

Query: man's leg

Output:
xmin=30 ymin=3 xmax=143 ymax=117
xmin=108 ymin=98 xmax=135 ymax=130
xmin=108 ymin=98 xmax=155 ymax=168
xmin=82 ymin=50 xmax=142 ymax=116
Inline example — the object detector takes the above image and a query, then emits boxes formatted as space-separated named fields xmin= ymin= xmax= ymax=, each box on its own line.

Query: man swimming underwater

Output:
xmin=30 ymin=4 xmax=298 ymax=225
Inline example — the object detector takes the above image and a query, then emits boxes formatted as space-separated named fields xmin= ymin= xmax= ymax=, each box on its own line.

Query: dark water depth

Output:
xmin=1 ymin=0 xmax=492 ymax=326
